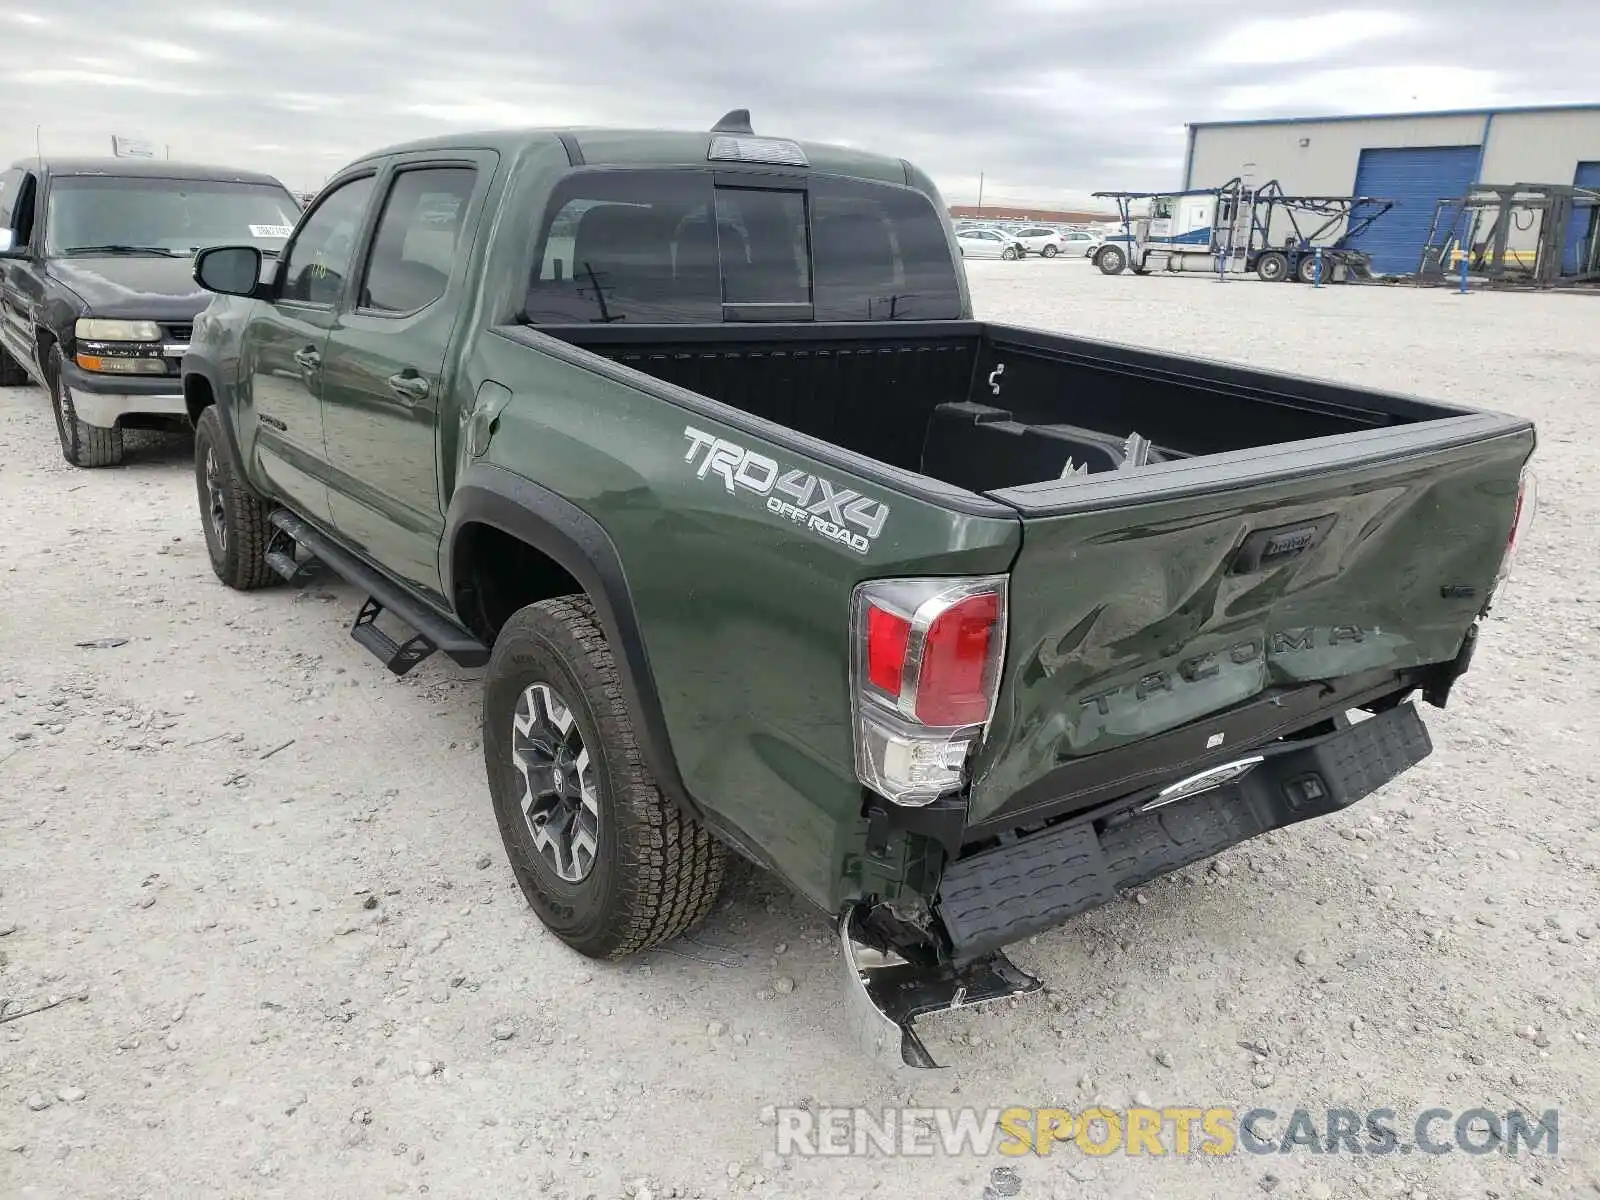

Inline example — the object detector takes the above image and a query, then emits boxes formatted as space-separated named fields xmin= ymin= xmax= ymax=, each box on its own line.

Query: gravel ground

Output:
xmin=2 ymin=262 xmax=1597 ymax=1200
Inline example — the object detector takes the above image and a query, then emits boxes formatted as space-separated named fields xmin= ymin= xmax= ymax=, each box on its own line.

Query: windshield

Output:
xmin=45 ymin=176 xmax=301 ymax=257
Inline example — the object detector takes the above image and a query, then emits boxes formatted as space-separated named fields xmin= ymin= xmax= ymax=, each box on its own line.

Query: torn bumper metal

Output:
xmin=837 ymin=904 xmax=1042 ymax=1070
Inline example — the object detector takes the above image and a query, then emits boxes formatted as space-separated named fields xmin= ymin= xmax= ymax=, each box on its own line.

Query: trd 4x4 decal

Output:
xmin=682 ymin=426 xmax=890 ymax=555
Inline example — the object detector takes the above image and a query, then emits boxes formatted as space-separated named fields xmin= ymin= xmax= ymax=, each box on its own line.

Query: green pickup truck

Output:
xmin=181 ymin=112 xmax=1537 ymax=1069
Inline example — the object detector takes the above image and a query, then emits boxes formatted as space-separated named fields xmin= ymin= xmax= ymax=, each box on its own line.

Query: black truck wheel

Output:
xmin=1297 ymin=254 xmax=1325 ymax=284
xmin=1096 ymin=245 xmax=1127 ymax=275
xmin=193 ymin=406 xmax=277 ymax=590
xmin=1255 ymin=251 xmax=1289 ymax=282
xmin=0 ymin=345 xmax=29 ymax=387
xmin=47 ymin=345 xmax=123 ymax=468
xmin=483 ymin=596 xmax=726 ymax=959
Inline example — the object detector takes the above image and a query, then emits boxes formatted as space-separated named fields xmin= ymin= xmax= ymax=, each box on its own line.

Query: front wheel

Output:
xmin=193 ymin=406 xmax=277 ymax=590
xmin=1001 ymin=246 xmax=1019 ymax=261
xmin=1096 ymin=246 xmax=1127 ymax=275
xmin=483 ymin=596 xmax=727 ymax=960
xmin=48 ymin=345 xmax=123 ymax=468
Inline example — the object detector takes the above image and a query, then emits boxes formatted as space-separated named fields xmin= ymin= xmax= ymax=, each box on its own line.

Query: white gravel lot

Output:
xmin=2 ymin=261 xmax=1597 ymax=1200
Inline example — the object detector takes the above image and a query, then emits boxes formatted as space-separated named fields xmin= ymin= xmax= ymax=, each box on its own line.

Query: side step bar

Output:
xmin=266 ymin=511 xmax=490 ymax=675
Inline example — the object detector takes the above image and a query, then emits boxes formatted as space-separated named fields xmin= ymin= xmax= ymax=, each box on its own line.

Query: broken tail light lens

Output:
xmin=850 ymin=576 xmax=1007 ymax=806
xmin=1486 ymin=463 xmax=1537 ymax=616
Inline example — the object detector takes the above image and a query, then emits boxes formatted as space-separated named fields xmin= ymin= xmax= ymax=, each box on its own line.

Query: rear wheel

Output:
xmin=47 ymin=345 xmax=123 ymax=468
xmin=483 ymin=596 xmax=726 ymax=959
xmin=1297 ymin=254 xmax=1323 ymax=284
xmin=1041 ymin=244 xmax=1059 ymax=258
xmin=1255 ymin=251 xmax=1288 ymax=282
xmin=1096 ymin=246 xmax=1127 ymax=275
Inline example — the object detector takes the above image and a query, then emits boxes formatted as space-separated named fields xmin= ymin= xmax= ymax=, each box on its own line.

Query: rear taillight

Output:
xmin=1486 ymin=465 xmax=1536 ymax=615
xmin=850 ymin=576 xmax=1007 ymax=806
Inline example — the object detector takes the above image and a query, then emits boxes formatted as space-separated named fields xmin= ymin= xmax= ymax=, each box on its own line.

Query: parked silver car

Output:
xmin=955 ymin=226 xmax=1022 ymax=260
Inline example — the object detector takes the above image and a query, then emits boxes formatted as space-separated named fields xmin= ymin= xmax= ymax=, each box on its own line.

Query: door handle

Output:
xmin=293 ymin=346 xmax=321 ymax=370
xmin=387 ymin=370 xmax=430 ymax=403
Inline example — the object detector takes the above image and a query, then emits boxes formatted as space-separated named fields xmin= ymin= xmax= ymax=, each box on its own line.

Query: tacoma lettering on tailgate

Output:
xmin=682 ymin=425 xmax=890 ymax=555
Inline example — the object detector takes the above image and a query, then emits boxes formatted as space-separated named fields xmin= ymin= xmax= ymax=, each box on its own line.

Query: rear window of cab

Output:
xmin=523 ymin=169 xmax=962 ymax=324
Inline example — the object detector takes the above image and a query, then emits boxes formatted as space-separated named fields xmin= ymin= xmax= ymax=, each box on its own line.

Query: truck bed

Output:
xmin=542 ymin=320 xmax=1463 ymax=498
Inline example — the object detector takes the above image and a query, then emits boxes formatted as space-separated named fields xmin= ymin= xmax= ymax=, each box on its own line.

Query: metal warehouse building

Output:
xmin=1183 ymin=103 xmax=1600 ymax=275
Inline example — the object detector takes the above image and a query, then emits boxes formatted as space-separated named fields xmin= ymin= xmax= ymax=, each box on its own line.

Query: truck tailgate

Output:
xmin=968 ymin=412 xmax=1535 ymax=826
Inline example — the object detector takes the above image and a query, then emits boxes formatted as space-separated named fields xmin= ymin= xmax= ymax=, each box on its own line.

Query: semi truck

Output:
xmin=1092 ymin=178 xmax=1395 ymax=284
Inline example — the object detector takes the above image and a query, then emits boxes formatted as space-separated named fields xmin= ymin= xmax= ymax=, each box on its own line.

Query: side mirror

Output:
xmin=0 ymin=227 xmax=20 ymax=257
xmin=194 ymin=245 xmax=265 ymax=297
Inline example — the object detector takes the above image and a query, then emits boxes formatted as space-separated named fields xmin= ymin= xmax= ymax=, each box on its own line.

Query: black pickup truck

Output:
xmin=0 ymin=157 xmax=300 ymax=466
xmin=179 ymin=113 xmax=1536 ymax=1068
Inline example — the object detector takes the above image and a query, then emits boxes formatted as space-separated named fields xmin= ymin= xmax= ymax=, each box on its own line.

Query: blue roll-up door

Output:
xmin=1345 ymin=145 xmax=1482 ymax=275
xmin=1562 ymin=161 xmax=1600 ymax=276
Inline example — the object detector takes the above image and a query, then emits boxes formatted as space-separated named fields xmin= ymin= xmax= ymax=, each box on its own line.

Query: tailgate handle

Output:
xmin=1229 ymin=514 xmax=1337 ymax=575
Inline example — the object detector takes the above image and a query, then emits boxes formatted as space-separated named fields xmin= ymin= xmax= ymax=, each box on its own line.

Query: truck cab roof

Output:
xmin=342 ymin=126 xmax=921 ymax=190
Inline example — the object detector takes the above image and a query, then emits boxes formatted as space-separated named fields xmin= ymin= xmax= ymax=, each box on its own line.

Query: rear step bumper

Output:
xmin=937 ymin=701 xmax=1432 ymax=963
xmin=840 ymin=702 xmax=1431 ymax=1068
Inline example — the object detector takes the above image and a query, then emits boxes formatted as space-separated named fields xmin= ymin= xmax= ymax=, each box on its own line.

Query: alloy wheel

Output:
xmin=204 ymin=447 xmax=228 ymax=553
xmin=512 ymin=682 xmax=600 ymax=883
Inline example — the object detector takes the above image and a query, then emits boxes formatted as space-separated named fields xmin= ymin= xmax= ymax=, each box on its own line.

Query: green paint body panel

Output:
xmin=467 ymin=329 xmax=1020 ymax=910
xmin=186 ymin=122 xmax=1538 ymax=929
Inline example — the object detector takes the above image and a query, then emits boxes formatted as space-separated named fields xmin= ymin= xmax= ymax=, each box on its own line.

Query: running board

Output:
xmin=265 ymin=510 xmax=490 ymax=673
xmin=837 ymin=904 xmax=1042 ymax=1071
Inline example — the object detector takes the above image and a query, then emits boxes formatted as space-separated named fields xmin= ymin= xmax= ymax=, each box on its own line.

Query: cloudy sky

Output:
xmin=2 ymin=1 xmax=1596 ymax=207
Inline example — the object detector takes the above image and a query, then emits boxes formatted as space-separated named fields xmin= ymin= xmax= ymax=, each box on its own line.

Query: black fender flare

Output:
xmin=443 ymin=462 xmax=703 ymax=823
xmin=180 ymin=359 xmax=248 ymax=472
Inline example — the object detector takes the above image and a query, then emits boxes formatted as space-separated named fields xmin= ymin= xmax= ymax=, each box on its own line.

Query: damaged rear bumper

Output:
xmin=839 ymin=701 xmax=1432 ymax=1066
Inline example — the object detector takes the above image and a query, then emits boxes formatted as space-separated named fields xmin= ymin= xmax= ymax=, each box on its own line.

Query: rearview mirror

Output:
xmin=194 ymin=245 xmax=264 ymax=297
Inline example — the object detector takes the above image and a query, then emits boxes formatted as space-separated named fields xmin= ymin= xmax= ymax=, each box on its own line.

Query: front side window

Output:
xmin=523 ymin=168 xmax=961 ymax=324
xmin=357 ymin=166 xmax=477 ymax=314
xmin=43 ymin=176 xmax=301 ymax=258
xmin=279 ymin=175 xmax=376 ymax=306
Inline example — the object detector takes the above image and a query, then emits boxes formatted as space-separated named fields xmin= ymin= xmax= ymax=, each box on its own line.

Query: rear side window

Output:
xmin=523 ymin=169 xmax=960 ymax=324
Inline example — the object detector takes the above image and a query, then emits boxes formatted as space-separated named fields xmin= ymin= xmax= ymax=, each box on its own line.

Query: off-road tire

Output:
xmin=1255 ymin=251 xmax=1289 ymax=282
xmin=0 ymin=345 xmax=29 ymax=387
xmin=1096 ymin=246 xmax=1127 ymax=275
xmin=48 ymin=345 xmax=123 ymax=467
xmin=193 ymin=405 xmax=276 ymax=590
xmin=483 ymin=596 xmax=726 ymax=959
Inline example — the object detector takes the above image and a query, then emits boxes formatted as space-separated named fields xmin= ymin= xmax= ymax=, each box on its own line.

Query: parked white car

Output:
xmin=955 ymin=227 xmax=1021 ymax=260
xmin=1010 ymin=226 xmax=1067 ymax=257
